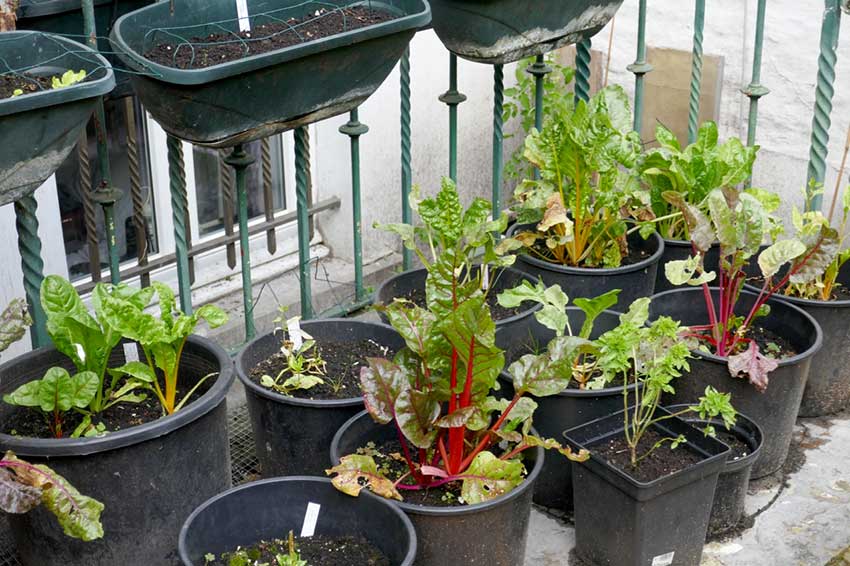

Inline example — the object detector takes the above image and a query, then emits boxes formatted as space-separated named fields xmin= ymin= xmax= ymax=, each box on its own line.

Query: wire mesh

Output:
xmin=0 ymin=516 xmax=20 ymax=566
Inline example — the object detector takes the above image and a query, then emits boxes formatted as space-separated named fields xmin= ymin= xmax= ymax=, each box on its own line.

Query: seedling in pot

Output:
xmin=328 ymin=186 xmax=588 ymax=505
xmin=260 ymin=308 xmax=327 ymax=396
xmin=664 ymin=186 xmax=836 ymax=390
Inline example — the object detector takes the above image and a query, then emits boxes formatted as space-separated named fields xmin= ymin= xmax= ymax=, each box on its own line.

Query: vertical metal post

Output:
xmin=687 ymin=0 xmax=706 ymax=144
xmin=125 ymin=98 xmax=150 ymax=288
xmin=340 ymin=109 xmax=369 ymax=303
xmin=167 ymin=135 xmax=193 ymax=314
xmin=492 ymin=64 xmax=504 ymax=217
xmin=574 ymin=39 xmax=592 ymax=104
xmin=78 ymin=130 xmax=102 ymax=281
xmin=261 ymin=138 xmax=277 ymax=255
xmin=294 ymin=126 xmax=314 ymax=319
xmin=527 ymin=55 xmax=552 ymax=180
xmin=400 ymin=48 xmax=413 ymax=271
xmin=15 ymin=197 xmax=48 ymax=347
xmin=806 ymin=0 xmax=843 ymax=211
xmin=224 ymin=145 xmax=256 ymax=341
xmin=628 ymin=0 xmax=652 ymax=133
xmin=439 ymin=53 xmax=467 ymax=183
xmin=742 ymin=0 xmax=769 ymax=150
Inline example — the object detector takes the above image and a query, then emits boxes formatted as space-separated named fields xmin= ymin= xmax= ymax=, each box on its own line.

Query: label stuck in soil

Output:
xmin=288 ymin=317 xmax=303 ymax=349
xmin=300 ymin=502 xmax=321 ymax=537
xmin=482 ymin=264 xmax=490 ymax=290
xmin=236 ymin=0 xmax=251 ymax=31
xmin=651 ymin=551 xmax=675 ymax=566
xmin=123 ymin=342 xmax=139 ymax=363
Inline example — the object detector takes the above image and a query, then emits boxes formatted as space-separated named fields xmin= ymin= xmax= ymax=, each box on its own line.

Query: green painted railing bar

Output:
xmin=339 ymin=109 xmax=369 ymax=302
xmin=527 ymin=55 xmax=552 ymax=180
xmin=225 ymin=145 xmax=257 ymax=341
xmin=440 ymin=53 xmax=467 ymax=183
xmin=575 ymin=39 xmax=592 ymax=104
xmin=15 ymin=197 xmax=48 ymax=348
xmin=166 ymin=135 xmax=193 ymax=315
xmin=492 ymin=64 xmax=504 ymax=217
xmin=806 ymin=0 xmax=843 ymax=211
xmin=295 ymin=126 xmax=314 ymax=319
xmin=102 ymin=200 xmax=120 ymax=285
xmin=400 ymin=48 xmax=413 ymax=271
xmin=628 ymin=0 xmax=652 ymax=133
xmin=687 ymin=0 xmax=706 ymax=144
xmin=742 ymin=0 xmax=769 ymax=150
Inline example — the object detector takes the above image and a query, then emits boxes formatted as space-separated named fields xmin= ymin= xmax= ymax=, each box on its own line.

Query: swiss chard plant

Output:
xmin=327 ymin=196 xmax=588 ymax=504
xmin=0 ymin=298 xmax=31 ymax=353
xmin=664 ymin=187 xmax=837 ymax=390
xmin=638 ymin=122 xmax=759 ymax=241
xmin=499 ymin=86 xmax=649 ymax=268
xmin=101 ymin=282 xmax=227 ymax=415
xmin=591 ymin=299 xmax=736 ymax=467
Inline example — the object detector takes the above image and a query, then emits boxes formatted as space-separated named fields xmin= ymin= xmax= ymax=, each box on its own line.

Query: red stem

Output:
xmin=0 ymin=460 xmax=82 ymax=515
xmin=395 ymin=421 xmax=423 ymax=483
xmin=458 ymin=394 xmax=522 ymax=472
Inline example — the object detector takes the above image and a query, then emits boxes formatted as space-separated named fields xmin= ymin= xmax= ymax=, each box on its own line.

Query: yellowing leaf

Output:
xmin=460 ymin=452 xmax=524 ymax=504
xmin=326 ymin=455 xmax=401 ymax=501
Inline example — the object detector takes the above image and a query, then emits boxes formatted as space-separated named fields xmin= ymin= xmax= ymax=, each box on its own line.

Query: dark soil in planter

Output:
xmin=595 ymin=428 xmax=703 ymax=483
xmin=693 ymin=323 xmax=796 ymax=360
xmin=1 ymin=379 xmax=212 ymax=438
xmin=248 ymin=338 xmax=396 ymax=400
xmin=747 ymin=275 xmax=850 ymax=301
xmin=526 ymin=239 xmax=651 ymax=268
xmin=714 ymin=429 xmax=751 ymax=461
xmin=145 ymin=7 xmax=397 ymax=69
xmin=397 ymin=285 xmax=523 ymax=320
xmin=209 ymin=534 xmax=390 ymax=566
xmin=0 ymin=74 xmax=52 ymax=99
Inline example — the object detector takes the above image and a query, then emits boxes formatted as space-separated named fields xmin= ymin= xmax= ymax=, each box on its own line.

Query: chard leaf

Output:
xmin=665 ymin=255 xmax=716 ymax=286
xmin=537 ymin=193 xmax=572 ymax=235
xmin=281 ymin=374 xmax=324 ymax=391
xmin=509 ymin=352 xmax=568 ymax=397
xmin=618 ymin=298 xmax=651 ymax=327
xmin=655 ymin=123 xmax=681 ymax=151
xmin=195 ymin=304 xmax=228 ymax=329
xmin=497 ymin=280 xmax=569 ymax=336
xmin=789 ymin=225 xmax=840 ymax=285
xmin=359 ymin=358 xmax=407 ymax=424
xmin=37 ymin=368 xmax=74 ymax=412
xmin=573 ymin=289 xmax=621 ymax=338
xmin=0 ymin=467 xmax=42 ymax=514
xmin=326 ymin=455 xmax=401 ymax=500
xmin=109 ymin=361 xmax=156 ymax=383
xmin=661 ymin=191 xmax=714 ymax=251
xmin=384 ymin=301 xmax=434 ymax=358
xmin=758 ymin=240 xmax=806 ymax=279
xmin=375 ymin=222 xmax=417 ymax=250
xmin=2 ymin=380 xmax=42 ymax=408
xmin=523 ymin=434 xmax=589 ymax=462
xmin=435 ymin=406 xmax=478 ymax=428
xmin=708 ymin=189 xmax=737 ymax=250
xmin=67 ymin=372 xmax=99 ymax=409
xmin=395 ymin=389 xmax=440 ymax=449
xmin=460 ymin=451 xmax=524 ymax=504
xmin=441 ymin=296 xmax=504 ymax=398
xmin=418 ymin=178 xmax=463 ymax=247
xmin=498 ymin=396 xmax=538 ymax=431
xmin=727 ymin=341 xmax=778 ymax=392
xmin=0 ymin=299 xmax=31 ymax=355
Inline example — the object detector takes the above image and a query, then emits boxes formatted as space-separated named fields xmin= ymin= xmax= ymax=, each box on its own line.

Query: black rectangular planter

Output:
xmin=564 ymin=407 xmax=729 ymax=566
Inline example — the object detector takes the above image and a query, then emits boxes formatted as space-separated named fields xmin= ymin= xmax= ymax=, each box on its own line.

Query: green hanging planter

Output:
xmin=0 ymin=31 xmax=115 ymax=207
xmin=110 ymin=0 xmax=431 ymax=148
xmin=15 ymin=0 xmax=153 ymax=98
xmin=429 ymin=0 xmax=623 ymax=64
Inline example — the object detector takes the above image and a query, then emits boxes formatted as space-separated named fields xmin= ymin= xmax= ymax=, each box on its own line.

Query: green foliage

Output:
xmin=0 ymin=451 xmax=104 ymax=542
xmin=503 ymin=86 xmax=646 ymax=268
xmin=259 ymin=317 xmax=328 ymax=396
xmin=3 ymin=368 xmax=98 ymax=438
xmin=51 ymin=70 xmax=86 ymax=89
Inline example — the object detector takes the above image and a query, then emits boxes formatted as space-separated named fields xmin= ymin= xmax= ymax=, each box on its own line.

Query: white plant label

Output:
xmin=481 ymin=264 xmax=490 ymax=290
xmin=288 ymin=317 xmax=304 ymax=349
xmin=300 ymin=502 xmax=321 ymax=537
xmin=235 ymin=0 xmax=251 ymax=32
xmin=123 ymin=342 xmax=139 ymax=363
xmin=651 ymin=551 xmax=675 ymax=566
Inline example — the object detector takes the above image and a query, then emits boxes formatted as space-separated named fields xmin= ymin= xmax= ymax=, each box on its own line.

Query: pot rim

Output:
xmin=235 ymin=318 xmax=401 ymax=408
xmin=374 ymin=265 xmax=542 ymax=327
xmin=178 ymin=476 xmax=417 ymax=566
xmin=507 ymin=223 xmax=665 ymax=276
xmin=0 ymin=335 xmax=234 ymax=457
xmin=650 ymin=286 xmax=824 ymax=367
xmin=330 ymin=409 xmax=545 ymax=517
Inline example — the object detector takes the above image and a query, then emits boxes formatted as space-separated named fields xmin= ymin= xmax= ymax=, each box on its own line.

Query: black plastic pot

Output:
xmin=654 ymin=239 xmax=720 ymax=293
xmin=429 ymin=0 xmax=623 ymax=64
xmin=236 ymin=318 xmax=404 ymax=477
xmin=665 ymin=404 xmax=763 ymax=536
xmin=495 ymin=307 xmax=633 ymax=511
xmin=0 ymin=336 xmax=234 ymax=566
xmin=507 ymin=223 xmax=664 ymax=309
xmin=179 ymin=477 xmax=416 ymax=565
xmin=563 ymin=406 xmax=729 ymax=566
xmin=375 ymin=265 xmax=540 ymax=335
xmin=649 ymin=287 xmax=822 ymax=479
xmin=743 ymin=263 xmax=850 ymax=417
xmin=331 ymin=410 xmax=544 ymax=566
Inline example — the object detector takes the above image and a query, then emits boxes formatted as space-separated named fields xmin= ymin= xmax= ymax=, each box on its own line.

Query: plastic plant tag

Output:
xmin=123 ymin=343 xmax=139 ymax=363
xmin=235 ymin=0 xmax=251 ymax=32
xmin=482 ymin=264 xmax=490 ymax=291
xmin=288 ymin=317 xmax=304 ymax=349
xmin=300 ymin=502 xmax=321 ymax=537
xmin=651 ymin=551 xmax=675 ymax=566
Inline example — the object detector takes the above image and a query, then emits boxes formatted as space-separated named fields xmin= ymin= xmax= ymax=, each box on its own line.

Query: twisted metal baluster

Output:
xmin=295 ymin=126 xmax=313 ymax=319
xmin=492 ymin=64 xmax=504 ymax=217
xmin=574 ymin=39 xmax=592 ymax=104
xmin=261 ymin=137 xmax=277 ymax=254
xmin=806 ymin=0 xmax=843 ymax=210
xmin=400 ymin=47 xmax=413 ymax=270
xmin=167 ymin=135 xmax=192 ymax=314
xmin=125 ymin=98 xmax=150 ymax=288
xmin=15 ymin=196 xmax=48 ymax=347
xmin=687 ymin=0 xmax=706 ymax=144
xmin=78 ymin=129 xmax=101 ymax=281
xmin=220 ymin=149 xmax=237 ymax=269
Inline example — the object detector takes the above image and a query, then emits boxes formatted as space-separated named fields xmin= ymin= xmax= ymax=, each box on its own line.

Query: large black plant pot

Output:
xmin=429 ymin=0 xmax=623 ymax=64
xmin=179 ymin=477 xmax=416 ymax=565
xmin=495 ymin=306 xmax=633 ymax=511
xmin=331 ymin=410 xmax=543 ymax=566
xmin=110 ymin=0 xmax=430 ymax=147
xmin=564 ymin=407 xmax=729 ymax=566
xmin=649 ymin=287 xmax=822 ymax=479
xmin=0 ymin=336 xmax=234 ymax=566
xmin=236 ymin=318 xmax=404 ymax=477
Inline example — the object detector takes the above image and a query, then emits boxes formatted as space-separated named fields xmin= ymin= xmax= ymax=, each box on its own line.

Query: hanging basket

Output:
xmin=0 ymin=31 xmax=115 ymax=207
xmin=429 ymin=0 xmax=623 ymax=64
xmin=15 ymin=0 xmax=153 ymax=97
xmin=110 ymin=0 xmax=431 ymax=148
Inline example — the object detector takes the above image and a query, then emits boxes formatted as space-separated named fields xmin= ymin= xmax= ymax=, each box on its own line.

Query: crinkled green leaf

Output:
xmin=498 ymin=280 xmax=569 ymax=336
xmin=0 ymin=298 xmax=31 ymax=355
xmin=418 ymin=178 xmax=463 ymax=247
xmin=654 ymin=123 xmax=681 ymax=151
xmin=326 ymin=455 xmax=401 ymax=500
xmin=618 ymin=298 xmax=650 ymax=327
xmin=758 ymin=240 xmax=806 ymax=279
xmin=573 ymin=289 xmax=621 ymax=338
xmin=384 ymin=301 xmax=435 ymax=358
xmin=281 ymin=374 xmax=324 ymax=391
xmin=109 ymin=361 xmax=156 ymax=383
xmin=375 ymin=222 xmax=417 ymax=250
xmin=708 ymin=189 xmax=737 ymax=250
xmin=195 ymin=304 xmax=228 ymax=329
xmin=2 ymin=379 xmax=42 ymax=408
xmin=440 ymin=296 xmax=504 ymax=398
xmin=359 ymin=358 xmax=407 ymax=424
xmin=509 ymin=352 xmax=569 ymax=397
xmin=460 ymin=451 xmax=525 ymax=504
xmin=789 ymin=225 xmax=840 ymax=285
xmin=396 ymin=389 xmax=440 ymax=449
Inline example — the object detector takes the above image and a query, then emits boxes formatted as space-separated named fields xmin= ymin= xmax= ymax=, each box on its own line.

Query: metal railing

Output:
xmin=10 ymin=0 xmax=847 ymax=353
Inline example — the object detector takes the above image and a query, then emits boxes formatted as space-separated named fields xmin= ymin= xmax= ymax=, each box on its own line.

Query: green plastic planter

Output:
xmin=429 ymin=0 xmax=623 ymax=64
xmin=0 ymin=31 xmax=115 ymax=207
xmin=110 ymin=0 xmax=431 ymax=147
xmin=16 ymin=0 xmax=153 ymax=97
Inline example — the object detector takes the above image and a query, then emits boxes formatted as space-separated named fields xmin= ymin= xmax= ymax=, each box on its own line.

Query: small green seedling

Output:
xmin=261 ymin=308 xmax=327 ymax=396
xmin=51 ymin=69 xmax=86 ymax=89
